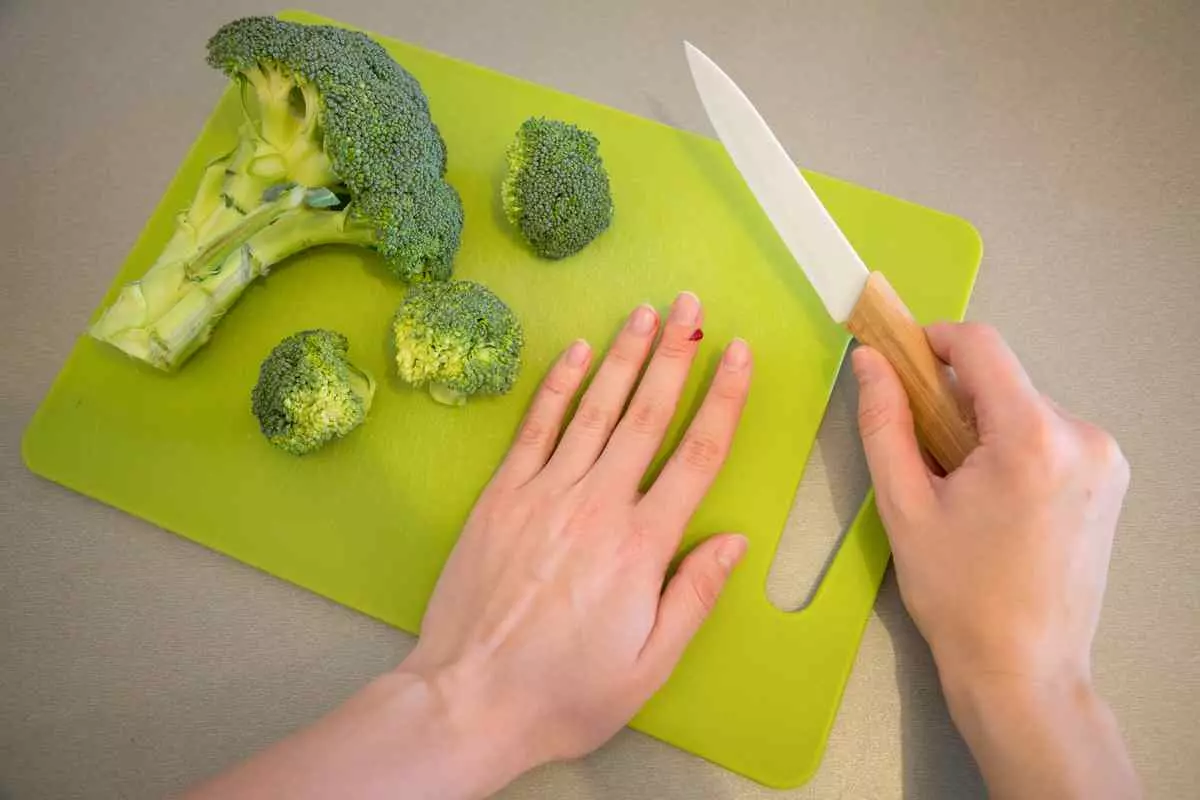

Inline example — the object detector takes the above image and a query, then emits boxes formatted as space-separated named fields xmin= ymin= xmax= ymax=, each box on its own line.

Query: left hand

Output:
xmin=399 ymin=291 xmax=753 ymax=778
xmin=181 ymin=293 xmax=753 ymax=800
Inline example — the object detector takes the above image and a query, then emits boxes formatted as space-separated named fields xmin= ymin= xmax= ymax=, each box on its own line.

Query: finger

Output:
xmin=493 ymin=339 xmax=592 ymax=488
xmin=637 ymin=534 xmax=746 ymax=690
xmin=851 ymin=346 xmax=935 ymax=520
xmin=595 ymin=292 xmax=705 ymax=487
xmin=925 ymin=322 xmax=1041 ymax=435
xmin=542 ymin=303 xmax=660 ymax=484
xmin=641 ymin=338 xmax=752 ymax=551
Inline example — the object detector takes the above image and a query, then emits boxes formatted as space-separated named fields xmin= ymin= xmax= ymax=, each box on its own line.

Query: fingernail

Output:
xmin=627 ymin=304 xmax=658 ymax=335
xmin=723 ymin=338 xmax=750 ymax=369
xmin=566 ymin=339 xmax=590 ymax=366
xmin=670 ymin=291 xmax=701 ymax=325
xmin=716 ymin=535 xmax=748 ymax=571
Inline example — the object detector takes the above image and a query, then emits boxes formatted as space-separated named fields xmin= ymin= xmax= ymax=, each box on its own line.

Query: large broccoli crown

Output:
xmin=207 ymin=16 xmax=462 ymax=281
xmin=392 ymin=281 xmax=524 ymax=406
xmin=251 ymin=329 xmax=376 ymax=455
xmin=501 ymin=117 xmax=613 ymax=260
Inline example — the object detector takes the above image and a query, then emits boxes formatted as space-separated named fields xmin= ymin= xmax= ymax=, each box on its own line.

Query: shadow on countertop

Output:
xmin=498 ymin=731 xmax=738 ymax=800
xmin=875 ymin=570 xmax=987 ymax=800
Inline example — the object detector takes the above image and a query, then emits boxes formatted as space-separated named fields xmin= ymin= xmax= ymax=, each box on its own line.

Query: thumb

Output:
xmin=851 ymin=347 xmax=934 ymax=517
xmin=638 ymin=534 xmax=746 ymax=688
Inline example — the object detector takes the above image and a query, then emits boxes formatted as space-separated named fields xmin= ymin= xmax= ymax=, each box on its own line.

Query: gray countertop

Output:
xmin=2 ymin=1 xmax=1197 ymax=797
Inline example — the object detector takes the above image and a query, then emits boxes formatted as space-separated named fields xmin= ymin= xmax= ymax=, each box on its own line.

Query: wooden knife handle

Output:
xmin=846 ymin=272 xmax=979 ymax=472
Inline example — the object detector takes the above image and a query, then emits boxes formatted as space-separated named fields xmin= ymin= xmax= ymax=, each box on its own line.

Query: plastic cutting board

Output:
xmin=21 ymin=9 xmax=981 ymax=788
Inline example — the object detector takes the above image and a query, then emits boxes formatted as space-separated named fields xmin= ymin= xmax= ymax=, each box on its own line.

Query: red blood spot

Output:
xmin=688 ymin=328 xmax=704 ymax=342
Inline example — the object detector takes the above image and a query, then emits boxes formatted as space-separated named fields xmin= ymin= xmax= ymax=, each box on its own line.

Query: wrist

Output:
xmin=364 ymin=665 xmax=533 ymax=800
xmin=386 ymin=654 xmax=540 ymax=795
xmin=940 ymin=666 xmax=1098 ymax=733
xmin=938 ymin=665 xmax=1121 ymax=796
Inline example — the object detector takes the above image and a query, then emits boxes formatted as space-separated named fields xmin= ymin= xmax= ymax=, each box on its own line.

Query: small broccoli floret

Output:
xmin=392 ymin=281 xmax=524 ymax=406
xmin=90 ymin=16 xmax=463 ymax=371
xmin=501 ymin=117 xmax=613 ymax=260
xmin=251 ymin=329 xmax=375 ymax=455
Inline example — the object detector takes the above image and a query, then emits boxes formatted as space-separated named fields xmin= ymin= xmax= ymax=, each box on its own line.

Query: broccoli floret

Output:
xmin=90 ymin=16 xmax=463 ymax=371
xmin=392 ymin=281 xmax=524 ymax=406
xmin=501 ymin=117 xmax=613 ymax=259
xmin=251 ymin=329 xmax=375 ymax=455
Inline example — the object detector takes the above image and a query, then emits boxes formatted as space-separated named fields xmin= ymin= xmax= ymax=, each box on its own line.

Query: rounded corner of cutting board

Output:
xmin=943 ymin=211 xmax=985 ymax=279
xmin=21 ymin=362 xmax=77 ymax=482
xmin=20 ymin=414 xmax=50 ymax=479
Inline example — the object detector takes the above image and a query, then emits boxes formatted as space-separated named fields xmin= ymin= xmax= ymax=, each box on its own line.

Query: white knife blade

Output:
xmin=683 ymin=41 xmax=867 ymax=323
xmin=684 ymin=41 xmax=979 ymax=471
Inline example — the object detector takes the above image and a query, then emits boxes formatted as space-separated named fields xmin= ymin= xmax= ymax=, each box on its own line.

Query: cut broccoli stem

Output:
xmin=346 ymin=363 xmax=377 ymax=414
xmin=91 ymin=192 xmax=375 ymax=370
xmin=92 ymin=183 xmax=307 ymax=366
xmin=428 ymin=382 xmax=467 ymax=407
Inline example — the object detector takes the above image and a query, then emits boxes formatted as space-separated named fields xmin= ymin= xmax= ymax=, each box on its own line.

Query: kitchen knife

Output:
xmin=684 ymin=42 xmax=978 ymax=471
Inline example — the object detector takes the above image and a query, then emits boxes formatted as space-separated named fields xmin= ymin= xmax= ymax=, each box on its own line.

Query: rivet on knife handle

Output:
xmin=845 ymin=272 xmax=979 ymax=472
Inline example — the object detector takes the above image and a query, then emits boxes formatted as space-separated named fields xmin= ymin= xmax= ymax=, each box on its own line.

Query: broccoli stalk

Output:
xmin=90 ymin=17 xmax=464 ymax=371
xmin=92 ymin=174 xmax=373 ymax=369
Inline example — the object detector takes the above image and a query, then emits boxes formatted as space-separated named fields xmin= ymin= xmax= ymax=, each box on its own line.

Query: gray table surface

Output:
xmin=2 ymin=1 xmax=1197 ymax=797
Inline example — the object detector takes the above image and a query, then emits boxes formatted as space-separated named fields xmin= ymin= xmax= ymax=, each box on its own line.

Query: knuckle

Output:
xmin=958 ymin=322 xmax=1001 ymax=350
xmin=1009 ymin=410 xmax=1075 ymax=487
xmin=606 ymin=341 xmax=643 ymax=368
xmin=1018 ymin=407 xmax=1060 ymax=454
xmin=655 ymin=335 xmax=693 ymax=360
xmin=678 ymin=432 xmax=725 ymax=471
xmin=516 ymin=416 xmax=553 ymax=448
xmin=1114 ymin=449 xmax=1132 ymax=490
xmin=711 ymin=372 xmax=748 ymax=403
xmin=574 ymin=398 xmax=614 ymax=434
xmin=687 ymin=571 xmax=721 ymax=616
xmin=619 ymin=522 xmax=656 ymax=560
xmin=540 ymin=371 xmax=574 ymax=400
xmin=626 ymin=399 xmax=671 ymax=435
xmin=857 ymin=396 xmax=896 ymax=440
xmin=877 ymin=496 xmax=925 ymax=537
xmin=1080 ymin=424 xmax=1130 ymax=481
xmin=566 ymin=493 xmax=606 ymax=532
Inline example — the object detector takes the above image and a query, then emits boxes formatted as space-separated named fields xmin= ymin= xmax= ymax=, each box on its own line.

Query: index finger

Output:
xmin=925 ymin=322 xmax=1040 ymax=435
xmin=640 ymin=338 xmax=752 ymax=562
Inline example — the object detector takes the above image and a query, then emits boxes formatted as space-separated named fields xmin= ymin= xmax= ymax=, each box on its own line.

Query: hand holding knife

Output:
xmin=684 ymin=42 xmax=978 ymax=471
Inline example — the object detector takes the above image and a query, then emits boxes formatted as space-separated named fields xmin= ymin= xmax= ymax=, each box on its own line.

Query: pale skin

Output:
xmin=185 ymin=293 xmax=1140 ymax=800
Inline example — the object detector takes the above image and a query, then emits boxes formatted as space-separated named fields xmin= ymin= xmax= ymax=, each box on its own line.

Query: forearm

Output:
xmin=182 ymin=669 xmax=527 ymax=800
xmin=942 ymin=670 xmax=1140 ymax=800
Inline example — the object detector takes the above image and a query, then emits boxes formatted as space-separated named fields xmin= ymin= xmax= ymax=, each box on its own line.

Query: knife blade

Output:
xmin=684 ymin=41 xmax=978 ymax=471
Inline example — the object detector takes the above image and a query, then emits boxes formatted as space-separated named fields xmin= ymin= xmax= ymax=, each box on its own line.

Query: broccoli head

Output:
xmin=501 ymin=117 xmax=613 ymax=259
xmin=90 ymin=16 xmax=463 ymax=371
xmin=392 ymin=281 xmax=524 ymax=406
xmin=251 ymin=329 xmax=375 ymax=455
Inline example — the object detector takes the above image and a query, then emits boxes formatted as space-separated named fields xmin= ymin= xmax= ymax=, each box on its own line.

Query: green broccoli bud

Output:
xmin=251 ymin=329 xmax=375 ymax=455
xmin=392 ymin=281 xmax=524 ymax=406
xmin=501 ymin=117 xmax=613 ymax=259
xmin=90 ymin=16 xmax=463 ymax=371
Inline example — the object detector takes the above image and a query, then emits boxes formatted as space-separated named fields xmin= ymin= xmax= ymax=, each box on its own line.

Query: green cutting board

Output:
xmin=21 ymin=10 xmax=980 ymax=788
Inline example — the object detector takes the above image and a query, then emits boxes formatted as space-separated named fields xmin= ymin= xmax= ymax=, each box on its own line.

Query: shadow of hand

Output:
xmin=875 ymin=571 xmax=986 ymax=800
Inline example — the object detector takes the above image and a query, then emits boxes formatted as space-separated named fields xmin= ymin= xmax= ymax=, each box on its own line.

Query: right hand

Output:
xmin=850 ymin=322 xmax=1130 ymax=694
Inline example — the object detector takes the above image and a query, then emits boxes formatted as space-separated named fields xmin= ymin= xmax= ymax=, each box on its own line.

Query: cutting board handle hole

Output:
xmin=766 ymin=354 xmax=870 ymax=612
